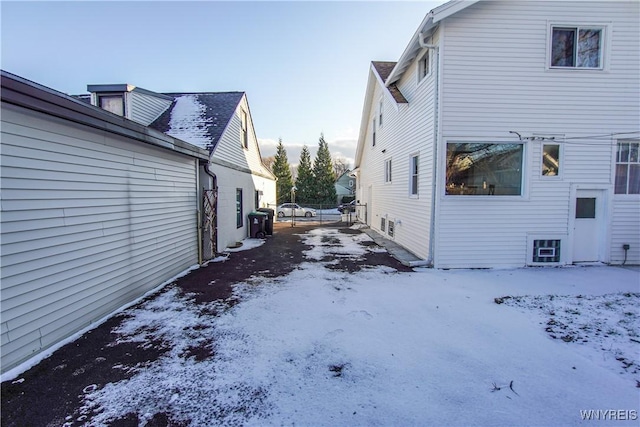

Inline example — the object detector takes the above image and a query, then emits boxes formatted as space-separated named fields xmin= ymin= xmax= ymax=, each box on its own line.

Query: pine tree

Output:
xmin=295 ymin=146 xmax=315 ymax=204
xmin=272 ymin=139 xmax=294 ymax=204
xmin=313 ymin=133 xmax=337 ymax=206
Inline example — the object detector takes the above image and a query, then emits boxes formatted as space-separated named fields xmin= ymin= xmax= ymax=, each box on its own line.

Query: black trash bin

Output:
xmin=257 ymin=208 xmax=274 ymax=235
xmin=248 ymin=211 xmax=268 ymax=238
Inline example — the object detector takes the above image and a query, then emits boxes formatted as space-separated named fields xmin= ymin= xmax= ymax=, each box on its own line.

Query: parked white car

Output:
xmin=277 ymin=203 xmax=316 ymax=218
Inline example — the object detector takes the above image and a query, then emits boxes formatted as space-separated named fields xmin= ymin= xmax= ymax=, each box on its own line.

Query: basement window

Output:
xmin=533 ymin=240 xmax=561 ymax=263
xmin=387 ymin=220 xmax=394 ymax=237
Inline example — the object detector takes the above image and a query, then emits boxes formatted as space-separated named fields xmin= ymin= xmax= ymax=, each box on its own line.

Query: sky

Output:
xmin=1 ymin=1 xmax=442 ymax=167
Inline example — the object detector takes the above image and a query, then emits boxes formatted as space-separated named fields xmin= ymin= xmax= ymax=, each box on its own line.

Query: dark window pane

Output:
xmin=542 ymin=144 xmax=560 ymax=176
xmin=236 ymin=189 xmax=243 ymax=228
xmin=619 ymin=142 xmax=630 ymax=163
xmin=552 ymin=28 xmax=575 ymax=67
xmin=446 ymin=143 xmax=523 ymax=196
xmin=629 ymin=143 xmax=639 ymax=163
xmin=629 ymin=164 xmax=640 ymax=194
xmin=576 ymin=198 xmax=596 ymax=218
xmin=615 ymin=164 xmax=629 ymax=194
xmin=577 ymin=29 xmax=601 ymax=68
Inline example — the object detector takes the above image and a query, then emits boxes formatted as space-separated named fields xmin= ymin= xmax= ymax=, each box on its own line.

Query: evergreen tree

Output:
xmin=295 ymin=146 xmax=315 ymax=204
xmin=272 ymin=139 xmax=294 ymax=204
xmin=313 ymin=133 xmax=337 ymax=205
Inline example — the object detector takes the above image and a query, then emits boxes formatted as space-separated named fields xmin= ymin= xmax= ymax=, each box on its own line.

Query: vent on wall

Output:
xmin=388 ymin=221 xmax=395 ymax=237
xmin=533 ymin=239 xmax=561 ymax=263
xmin=381 ymin=217 xmax=386 ymax=232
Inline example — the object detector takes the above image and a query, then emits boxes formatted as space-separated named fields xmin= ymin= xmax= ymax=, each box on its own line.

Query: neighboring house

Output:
xmin=1 ymin=71 xmax=211 ymax=373
xmin=354 ymin=0 xmax=640 ymax=269
xmin=84 ymin=85 xmax=277 ymax=254
xmin=334 ymin=170 xmax=356 ymax=204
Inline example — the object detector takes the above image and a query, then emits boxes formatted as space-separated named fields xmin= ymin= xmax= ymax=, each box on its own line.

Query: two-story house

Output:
xmin=354 ymin=0 xmax=639 ymax=269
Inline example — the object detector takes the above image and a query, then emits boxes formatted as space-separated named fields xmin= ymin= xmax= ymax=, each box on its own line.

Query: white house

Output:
xmin=354 ymin=0 xmax=640 ymax=269
xmin=85 ymin=85 xmax=277 ymax=254
xmin=1 ymin=71 xmax=211 ymax=372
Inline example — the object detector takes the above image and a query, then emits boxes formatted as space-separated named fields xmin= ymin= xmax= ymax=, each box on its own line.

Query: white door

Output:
xmin=366 ymin=185 xmax=372 ymax=226
xmin=572 ymin=190 xmax=605 ymax=262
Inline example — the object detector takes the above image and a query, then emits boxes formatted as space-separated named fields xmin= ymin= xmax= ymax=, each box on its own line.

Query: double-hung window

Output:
xmin=615 ymin=140 xmax=640 ymax=194
xmin=384 ymin=159 xmax=392 ymax=183
xmin=445 ymin=143 xmax=524 ymax=196
xmin=550 ymin=25 xmax=604 ymax=69
xmin=410 ymin=155 xmax=419 ymax=196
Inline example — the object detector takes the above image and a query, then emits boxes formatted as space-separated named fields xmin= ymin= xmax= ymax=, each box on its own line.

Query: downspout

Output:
xmin=420 ymin=32 xmax=440 ymax=267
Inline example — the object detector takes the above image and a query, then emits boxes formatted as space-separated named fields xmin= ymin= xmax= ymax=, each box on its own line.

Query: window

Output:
xmin=615 ymin=140 xmax=640 ymax=194
xmin=98 ymin=94 xmax=124 ymax=116
xmin=542 ymin=144 xmax=560 ymax=176
xmin=410 ymin=155 xmax=419 ymax=195
xmin=418 ymin=51 xmax=429 ymax=81
xmin=446 ymin=143 xmax=524 ymax=196
xmin=236 ymin=189 xmax=243 ymax=228
xmin=388 ymin=221 xmax=394 ymax=237
xmin=385 ymin=159 xmax=392 ymax=183
xmin=550 ymin=26 xmax=603 ymax=69
xmin=241 ymin=110 xmax=248 ymax=149
xmin=379 ymin=99 xmax=383 ymax=127
xmin=533 ymin=240 xmax=561 ymax=263
xmin=372 ymin=119 xmax=376 ymax=147
xmin=576 ymin=198 xmax=596 ymax=218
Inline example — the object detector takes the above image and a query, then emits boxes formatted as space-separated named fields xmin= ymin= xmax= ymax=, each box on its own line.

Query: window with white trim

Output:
xmin=446 ymin=143 xmax=524 ymax=196
xmin=550 ymin=25 xmax=604 ymax=69
xmin=542 ymin=144 xmax=560 ymax=177
xmin=615 ymin=140 xmax=640 ymax=194
xmin=236 ymin=188 xmax=243 ymax=228
xmin=410 ymin=154 xmax=419 ymax=195
xmin=372 ymin=118 xmax=376 ymax=147
xmin=418 ymin=51 xmax=429 ymax=81
xmin=98 ymin=94 xmax=124 ymax=116
xmin=384 ymin=159 xmax=392 ymax=183
xmin=379 ymin=99 xmax=383 ymax=127
xmin=241 ymin=110 xmax=248 ymax=149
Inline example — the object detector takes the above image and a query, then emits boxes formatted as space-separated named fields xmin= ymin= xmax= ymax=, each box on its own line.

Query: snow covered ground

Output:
xmin=69 ymin=228 xmax=638 ymax=426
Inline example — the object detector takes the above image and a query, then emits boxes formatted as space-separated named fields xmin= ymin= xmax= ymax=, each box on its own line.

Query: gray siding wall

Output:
xmin=1 ymin=103 xmax=199 ymax=372
xmin=127 ymin=91 xmax=173 ymax=126
xmin=434 ymin=0 xmax=640 ymax=268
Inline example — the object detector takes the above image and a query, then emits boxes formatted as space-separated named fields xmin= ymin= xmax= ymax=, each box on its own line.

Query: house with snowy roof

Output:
xmin=353 ymin=0 xmax=640 ymax=269
xmin=85 ymin=84 xmax=277 ymax=254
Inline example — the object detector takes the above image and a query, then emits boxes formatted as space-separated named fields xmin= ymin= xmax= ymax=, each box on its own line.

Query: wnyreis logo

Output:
xmin=580 ymin=410 xmax=638 ymax=421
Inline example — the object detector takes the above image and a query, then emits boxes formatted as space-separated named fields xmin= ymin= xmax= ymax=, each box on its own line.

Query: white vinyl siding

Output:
xmin=357 ymin=35 xmax=440 ymax=261
xmin=610 ymin=200 xmax=640 ymax=265
xmin=1 ymin=104 xmax=199 ymax=371
xmin=434 ymin=0 xmax=639 ymax=268
xmin=128 ymin=91 xmax=173 ymax=126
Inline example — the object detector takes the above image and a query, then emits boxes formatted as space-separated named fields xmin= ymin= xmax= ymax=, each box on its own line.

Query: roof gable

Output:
xmin=150 ymin=92 xmax=244 ymax=152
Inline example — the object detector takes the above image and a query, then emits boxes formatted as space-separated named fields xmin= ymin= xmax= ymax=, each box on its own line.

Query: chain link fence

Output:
xmin=266 ymin=201 xmax=364 ymax=226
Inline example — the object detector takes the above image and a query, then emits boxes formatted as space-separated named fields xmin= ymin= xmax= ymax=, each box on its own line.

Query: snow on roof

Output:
xmin=150 ymin=92 xmax=244 ymax=152
xmin=164 ymin=95 xmax=213 ymax=149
